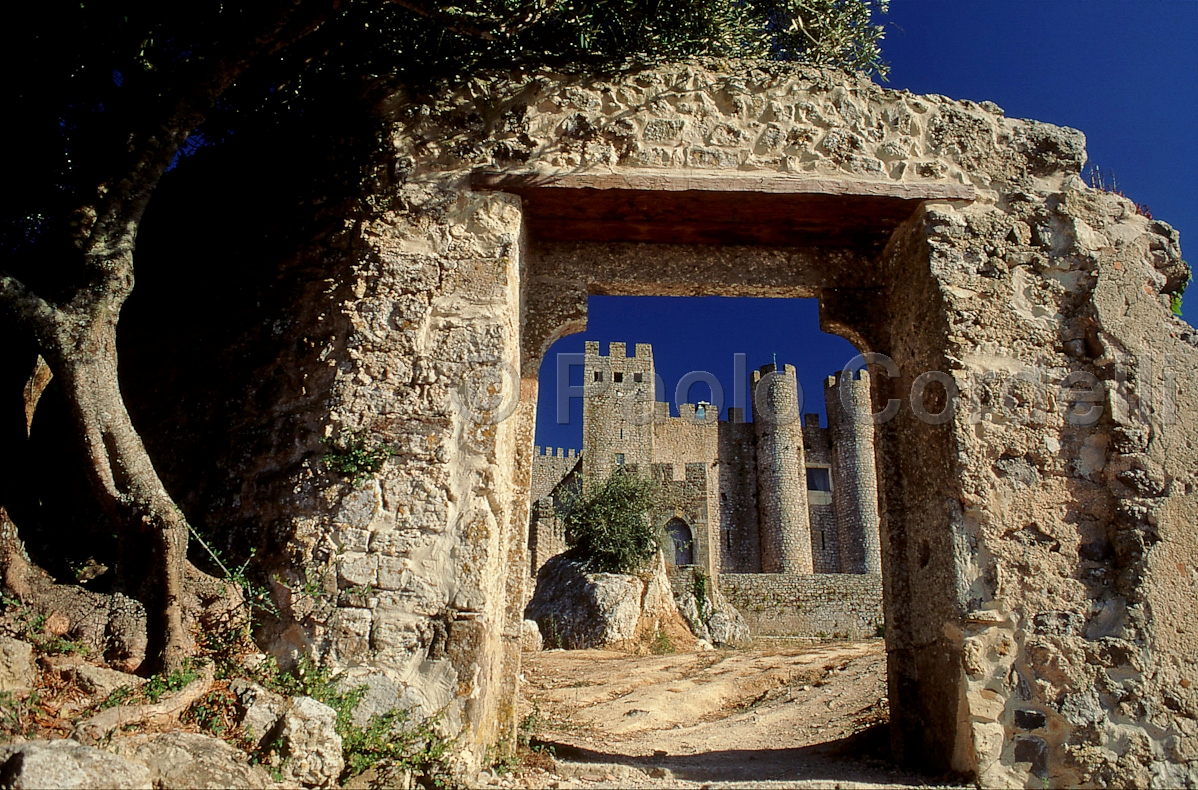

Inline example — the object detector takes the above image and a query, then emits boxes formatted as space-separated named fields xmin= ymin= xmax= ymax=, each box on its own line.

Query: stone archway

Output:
xmin=240 ymin=64 xmax=1196 ymax=786
xmin=665 ymin=518 xmax=695 ymax=567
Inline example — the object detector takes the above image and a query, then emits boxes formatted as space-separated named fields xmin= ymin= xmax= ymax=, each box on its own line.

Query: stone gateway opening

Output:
xmin=77 ymin=63 xmax=1194 ymax=788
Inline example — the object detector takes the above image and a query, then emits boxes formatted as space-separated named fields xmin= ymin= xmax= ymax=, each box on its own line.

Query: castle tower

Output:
xmin=825 ymin=370 xmax=882 ymax=574
xmin=582 ymin=342 xmax=656 ymax=484
xmin=752 ymin=363 xmax=813 ymax=574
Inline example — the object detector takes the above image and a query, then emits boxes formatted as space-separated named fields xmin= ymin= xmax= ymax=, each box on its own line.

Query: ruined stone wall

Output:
xmin=863 ymin=160 xmax=1197 ymax=784
xmin=719 ymin=573 xmax=883 ymax=639
xmin=222 ymin=61 xmax=1198 ymax=784
xmin=752 ymin=363 xmax=813 ymax=573
xmin=527 ymin=448 xmax=578 ymax=585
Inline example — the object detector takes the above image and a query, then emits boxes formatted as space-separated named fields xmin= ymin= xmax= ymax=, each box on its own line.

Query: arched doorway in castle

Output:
xmin=664 ymin=518 xmax=693 ymax=567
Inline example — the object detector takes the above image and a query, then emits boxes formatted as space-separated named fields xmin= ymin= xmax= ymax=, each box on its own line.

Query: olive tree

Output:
xmin=0 ymin=0 xmax=887 ymax=671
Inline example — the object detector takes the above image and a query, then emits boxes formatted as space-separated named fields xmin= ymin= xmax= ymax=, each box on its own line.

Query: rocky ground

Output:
xmin=483 ymin=639 xmax=966 ymax=789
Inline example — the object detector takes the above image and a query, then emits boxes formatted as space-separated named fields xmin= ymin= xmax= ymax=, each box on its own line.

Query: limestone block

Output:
xmin=335 ymin=669 xmax=427 ymax=729
xmin=337 ymin=552 xmax=378 ymax=589
xmin=278 ymin=696 xmax=344 ymax=788
xmin=335 ymin=481 xmax=384 ymax=528
xmin=333 ymin=526 xmax=371 ymax=553
xmin=114 ymin=731 xmax=277 ymax=789
xmin=372 ymin=611 xmax=426 ymax=657
xmin=230 ymin=679 xmax=288 ymax=748
xmin=0 ymin=739 xmax=153 ymax=789
xmin=327 ymin=608 xmax=373 ymax=663
xmin=0 ymin=636 xmax=36 ymax=693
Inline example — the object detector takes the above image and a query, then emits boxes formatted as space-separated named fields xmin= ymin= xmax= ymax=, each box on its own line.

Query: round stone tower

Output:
xmin=752 ymin=363 xmax=812 ymax=574
xmin=825 ymin=370 xmax=882 ymax=574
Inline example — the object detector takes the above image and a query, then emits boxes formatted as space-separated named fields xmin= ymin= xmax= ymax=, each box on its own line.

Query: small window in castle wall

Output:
xmin=633 ymin=372 xmax=643 ymax=383
xmin=613 ymin=372 xmax=623 ymax=382
xmin=594 ymin=371 xmax=603 ymax=382
xmin=807 ymin=467 xmax=832 ymax=492
xmin=615 ymin=453 xmax=625 ymax=466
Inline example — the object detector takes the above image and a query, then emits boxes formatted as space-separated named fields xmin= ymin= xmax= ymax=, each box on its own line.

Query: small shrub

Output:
xmin=323 ymin=430 xmax=394 ymax=483
xmin=142 ymin=661 xmax=201 ymax=703
xmin=183 ymin=688 xmax=240 ymax=738
xmin=649 ymin=628 xmax=674 ymax=655
xmin=558 ymin=469 xmax=660 ymax=574
xmin=252 ymin=655 xmax=453 ymax=783
xmin=875 ymin=623 xmax=886 ymax=638
xmin=0 ymin=690 xmax=40 ymax=739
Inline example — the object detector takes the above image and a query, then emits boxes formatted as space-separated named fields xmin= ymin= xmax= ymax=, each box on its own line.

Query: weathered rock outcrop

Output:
xmin=227 ymin=682 xmax=344 ymax=788
xmin=525 ymin=553 xmax=696 ymax=652
xmin=0 ymin=739 xmax=153 ymax=790
xmin=519 ymin=619 xmax=543 ymax=652
xmin=113 ymin=731 xmax=278 ymax=790
xmin=674 ymin=580 xmax=750 ymax=647
xmin=0 ymin=733 xmax=279 ymax=790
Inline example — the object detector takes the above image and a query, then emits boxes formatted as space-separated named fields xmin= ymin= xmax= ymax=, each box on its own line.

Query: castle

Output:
xmin=530 ymin=341 xmax=883 ymax=583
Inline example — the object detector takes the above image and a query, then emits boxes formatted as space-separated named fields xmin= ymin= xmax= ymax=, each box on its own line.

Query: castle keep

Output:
xmin=529 ymin=341 xmax=882 ymax=584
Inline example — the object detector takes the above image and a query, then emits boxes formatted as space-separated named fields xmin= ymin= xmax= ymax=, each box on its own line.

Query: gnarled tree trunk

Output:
xmin=47 ymin=313 xmax=193 ymax=670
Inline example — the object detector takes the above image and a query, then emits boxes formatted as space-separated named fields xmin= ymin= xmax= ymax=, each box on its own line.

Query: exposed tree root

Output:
xmin=72 ymin=660 xmax=215 ymax=745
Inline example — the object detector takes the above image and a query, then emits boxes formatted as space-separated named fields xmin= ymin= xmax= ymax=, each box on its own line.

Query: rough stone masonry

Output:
xmin=222 ymin=62 xmax=1195 ymax=787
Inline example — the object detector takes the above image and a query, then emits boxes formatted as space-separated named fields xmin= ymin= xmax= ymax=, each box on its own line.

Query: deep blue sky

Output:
xmin=533 ymin=0 xmax=1197 ymax=451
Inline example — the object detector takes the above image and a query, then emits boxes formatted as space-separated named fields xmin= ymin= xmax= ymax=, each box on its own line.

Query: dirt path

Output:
xmin=484 ymin=640 xmax=962 ymax=789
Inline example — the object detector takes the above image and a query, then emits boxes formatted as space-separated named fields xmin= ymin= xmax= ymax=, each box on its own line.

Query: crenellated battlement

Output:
xmin=676 ymin=402 xmax=720 ymax=424
xmin=584 ymin=340 xmax=653 ymax=359
xmin=534 ymin=446 xmax=579 ymax=458
xmin=825 ymin=368 xmax=872 ymax=389
xmin=751 ymin=362 xmax=798 ymax=384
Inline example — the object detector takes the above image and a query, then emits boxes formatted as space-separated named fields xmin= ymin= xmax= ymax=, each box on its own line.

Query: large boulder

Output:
xmin=0 ymin=739 xmax=153 ymax=789
xmin=114 ymin=731 xmax=278 ymax=789
xmin=525 ymin=552 xmax=696 ymax=652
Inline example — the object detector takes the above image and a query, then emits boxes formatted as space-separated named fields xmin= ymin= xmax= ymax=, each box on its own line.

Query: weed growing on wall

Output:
xmin=558 ymin=468 xmax=660 ymax=573
xmin=323 ymin=430 xmax=394 ymax=484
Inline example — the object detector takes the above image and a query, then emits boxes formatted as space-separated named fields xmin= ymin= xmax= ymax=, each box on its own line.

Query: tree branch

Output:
xmin=72 ymin=1 xmax=339 ymax=317
xmin=0 ymin=272 xmax=60 ymax=344
xmin=385 ymin=0 xmax=561 ymax=41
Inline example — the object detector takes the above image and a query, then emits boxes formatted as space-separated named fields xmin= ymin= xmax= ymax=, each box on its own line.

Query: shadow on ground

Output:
xmin=532 ymin=725 xmax=960 ymax=785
